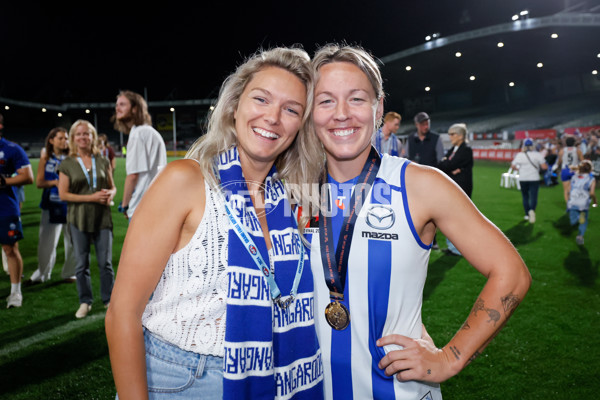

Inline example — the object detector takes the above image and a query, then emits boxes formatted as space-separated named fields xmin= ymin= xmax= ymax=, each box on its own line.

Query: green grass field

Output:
xmin=0 ymin=158 xmax=598 ymax=399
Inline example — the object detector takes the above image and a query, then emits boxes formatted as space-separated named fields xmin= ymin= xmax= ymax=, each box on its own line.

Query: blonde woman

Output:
xmin=58 ymin=120 xmax=116 ymax=318
xmin=106 ymin=47 xmax=324 ymax=400
xmin=305 ymin=44 xmax=531 ymax=400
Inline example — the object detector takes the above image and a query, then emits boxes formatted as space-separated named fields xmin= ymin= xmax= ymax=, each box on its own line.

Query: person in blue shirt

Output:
xmin=0 ymin=113 xmax=34 ymax=308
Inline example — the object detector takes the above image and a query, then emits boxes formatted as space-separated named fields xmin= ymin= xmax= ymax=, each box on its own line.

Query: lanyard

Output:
xmin=319 ymin=146 xmax=381 ymax=300
xmin=77 ymin=156 xmax=97 ymax=190
xmin=223 ymin=201 xmax=305 ymax=309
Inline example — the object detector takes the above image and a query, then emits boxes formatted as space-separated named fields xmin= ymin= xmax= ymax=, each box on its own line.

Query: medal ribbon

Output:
xmin=319 ymin=146 xmax=381 ymax=300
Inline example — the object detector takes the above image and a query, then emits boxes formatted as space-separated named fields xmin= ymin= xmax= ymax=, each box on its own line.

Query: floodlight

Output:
xmin=455 ymin=52 xmax=462 ymax=57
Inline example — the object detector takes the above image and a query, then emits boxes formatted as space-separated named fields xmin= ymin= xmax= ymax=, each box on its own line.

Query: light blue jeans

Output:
xmin=568 ymin=209 xmax=588 ymax=236
xmin=117 ymin=329 xmax=223 ymax=399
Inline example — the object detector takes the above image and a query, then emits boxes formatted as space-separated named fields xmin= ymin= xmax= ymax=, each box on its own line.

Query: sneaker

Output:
xmin=75 ymin=303 xmax=91 ymax=319
xmin=523 ymin=215 xmax=529 ymax=220
xmin=576 ymin=235 xmax=584 ymax=245
xmin=528 ymin=209 xmax=536 ymax=223
xmin=6 ymin=292 xmax=23 ymax=308
xmin=578 ymin=212 xmax=586 ymax=225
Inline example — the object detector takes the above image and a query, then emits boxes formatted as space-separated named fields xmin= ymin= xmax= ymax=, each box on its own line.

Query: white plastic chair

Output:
xmin=500 ymin=167 xmax=520 ymax=189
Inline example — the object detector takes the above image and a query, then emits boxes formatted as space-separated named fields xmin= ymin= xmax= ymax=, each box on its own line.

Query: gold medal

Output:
xmin=325 ymin=301 xmax=350 ymax=330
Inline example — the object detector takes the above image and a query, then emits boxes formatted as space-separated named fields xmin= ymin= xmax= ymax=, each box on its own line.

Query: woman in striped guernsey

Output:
xmin=304 ymin=43 xmax=532 ymax=400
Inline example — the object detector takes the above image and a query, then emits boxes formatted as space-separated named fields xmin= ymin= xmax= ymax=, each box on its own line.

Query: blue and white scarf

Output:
xmin=218 ymin=147 xmax=323 ymax=400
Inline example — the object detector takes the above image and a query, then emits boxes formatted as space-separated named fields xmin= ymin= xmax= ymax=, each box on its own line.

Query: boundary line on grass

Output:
xmin=0 ymin=312 xmax=106 ymax=358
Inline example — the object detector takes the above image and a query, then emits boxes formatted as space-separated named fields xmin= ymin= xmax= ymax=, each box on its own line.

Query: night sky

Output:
xmin=0 ymin=0 xmax=577 ymax=105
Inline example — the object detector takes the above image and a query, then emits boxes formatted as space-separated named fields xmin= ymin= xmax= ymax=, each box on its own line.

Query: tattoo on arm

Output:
xmin=486 ymin=308 xmax=500 ymax=326
xmin=471 ymin=297 xmax=501 ymax=326
xmin=501 ymin=292 xmax=521 ymax=317
xmin=468 ymin=350 xmax=481 ymax=364
xmin=471 ymin=298 xmax=485 ymax=316
xmin=449 ymin=346 xmax=462 ymax=360
xmin=461 ymin=320 xmax=471 ymax=330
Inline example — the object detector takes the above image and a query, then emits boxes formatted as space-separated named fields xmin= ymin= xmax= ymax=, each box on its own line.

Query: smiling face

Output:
xmin=313 ymin=62 xmax=383 ymax=177
xmin=233 ymin=66 xmax=307 ymax=171
xmin=73 ymin=123 xmax=94 ymax=152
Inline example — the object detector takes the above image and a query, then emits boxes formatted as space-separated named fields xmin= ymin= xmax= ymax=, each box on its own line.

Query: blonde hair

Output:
xmin=578 ymin=159 xmax=593 ymax=174
xmin=299 ymin=43 xmax=385 ymax=227
xmin=185 ymin=46 xmax=322 ymax=223
xmin=68 ymin=120 xmax=99 ymax=156
xmin=384 ymin=111 xmax=401 ymax=123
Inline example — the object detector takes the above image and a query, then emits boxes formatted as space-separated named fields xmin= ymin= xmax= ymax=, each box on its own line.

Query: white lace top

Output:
xmin=142 ymin=181 xmax=229 ymax=356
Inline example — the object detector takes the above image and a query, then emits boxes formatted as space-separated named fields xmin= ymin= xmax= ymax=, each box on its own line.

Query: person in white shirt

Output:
xmin=511 ymin=138 xmax=548 ymax=223
xmin=111 ymin=90 xmax=167 ymax=220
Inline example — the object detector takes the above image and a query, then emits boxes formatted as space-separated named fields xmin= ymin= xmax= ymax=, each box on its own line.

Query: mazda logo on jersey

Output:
xmin=365 ymin=205 xmax=395 ymax=230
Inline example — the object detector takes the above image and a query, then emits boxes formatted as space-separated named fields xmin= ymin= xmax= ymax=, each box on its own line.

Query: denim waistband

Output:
xmin=144 ymin=328 xmax=223 ymax=370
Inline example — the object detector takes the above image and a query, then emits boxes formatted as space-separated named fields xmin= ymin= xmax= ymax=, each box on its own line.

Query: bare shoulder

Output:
xmin=404 ymin=162 xmax=456 ymax=199
xmin=155 ymin=159 xmax=205 ymax=189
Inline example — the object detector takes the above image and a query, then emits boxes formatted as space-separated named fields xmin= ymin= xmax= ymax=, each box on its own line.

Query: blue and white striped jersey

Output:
xmin=306 ymin=155 xmax=443 ymax=400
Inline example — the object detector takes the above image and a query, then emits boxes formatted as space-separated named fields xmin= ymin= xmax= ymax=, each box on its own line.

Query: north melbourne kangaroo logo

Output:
xmin=365 ymin=205 xmax=395 ymax=230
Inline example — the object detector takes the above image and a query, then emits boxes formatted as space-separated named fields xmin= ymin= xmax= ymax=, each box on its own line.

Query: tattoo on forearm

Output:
xmin=450 ymin=346 xmax=462 ymax=360
xmin=472 ymin=298 xmax=485 ymax=316
xmin=461 ymin=320 xmax=471 ymax=330
xmin=486 ymin=308 xmax=500 ymax=326
xmin=427 ymin=369 xmax=431 ymax=375
xmin=501 ymin=292 xmax=521 ymax=316
xmin=468 ymin=351 xmax=481 ymax=363
xmin=470 ymin=297 xmax=501 ymax=326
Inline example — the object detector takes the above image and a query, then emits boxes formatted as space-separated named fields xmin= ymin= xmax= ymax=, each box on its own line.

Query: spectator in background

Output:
xmin=111 ymin=90 xmax=167 ymax=220
xmin=58 ymin=120 xmax=116 ymax=318
xmin=406 ymin=111 xmax=444 ymax=168
xmin=511 ymin=138 xmax=548 ymax=223
xmin=27 ymin=127 xmax=77 ymax=285
xmin=406 ymin=111 xmax=444 ymax=249
xmin=372 ymin=111 xmax=403 ymax=156
xmin=438 ymin=123 xmax=473 ymax=256
xmin=0 ymin=113 xmax=34 ymax=308
xmin=97 ymin=133 xmax=116 ymax=173
xmin=584 ymin=132 xmax=599 ymax=181
xmin=557 ymin=135 xmax=583 ymax=203
xmin=566 ymin=160 xmax=597 ymax=245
